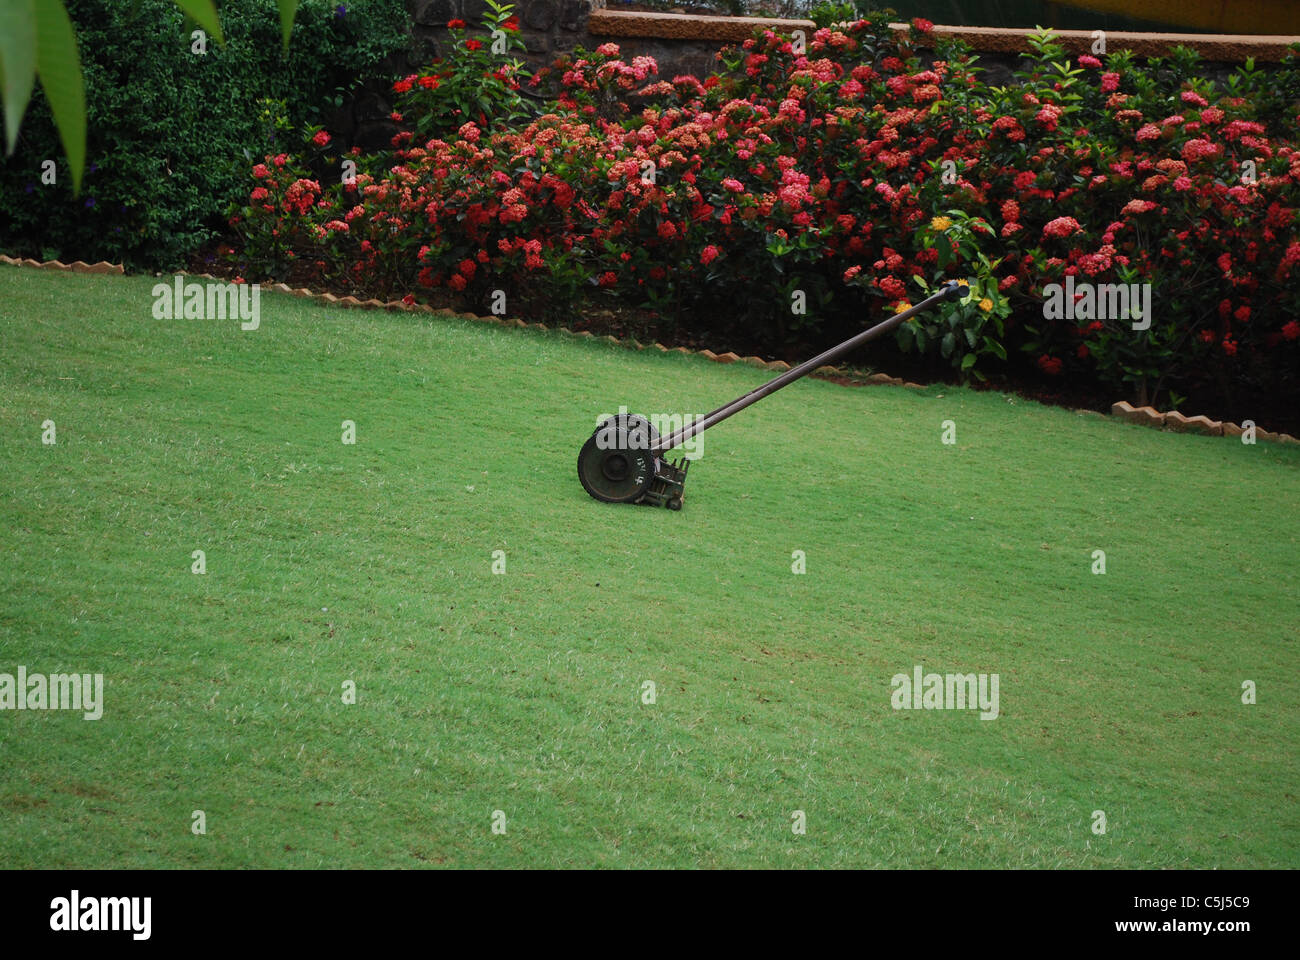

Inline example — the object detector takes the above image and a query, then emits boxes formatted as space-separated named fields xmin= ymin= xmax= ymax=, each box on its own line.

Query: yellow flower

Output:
xmin=930 ymin=216 xmax=953 ymax=231
xmin=893 ymin=300 xmax=913 ymax=313
xmin=979 ymin=297 xmax=994 ymax=312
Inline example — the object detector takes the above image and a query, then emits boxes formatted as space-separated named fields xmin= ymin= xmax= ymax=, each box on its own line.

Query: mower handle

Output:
xmin=653 ymin=280 xmax=968 ymax=454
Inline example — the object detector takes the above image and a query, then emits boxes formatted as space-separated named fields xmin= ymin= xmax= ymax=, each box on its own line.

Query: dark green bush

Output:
xmin=807 ymin=1 xmax=860 ymax=28
xmin=0 ymin=0 xmax=410 ymax=270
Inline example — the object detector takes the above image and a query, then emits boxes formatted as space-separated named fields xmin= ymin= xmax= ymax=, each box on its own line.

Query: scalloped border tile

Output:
xmin=1109 ymin=401 xmax=1296 ymax=444
xmin=6 ymin=256 xmax=1289 ymax=440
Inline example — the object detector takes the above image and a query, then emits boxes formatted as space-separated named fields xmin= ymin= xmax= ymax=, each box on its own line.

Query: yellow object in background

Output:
xmin=1065 ymin=0 xmax=1300 ymax=35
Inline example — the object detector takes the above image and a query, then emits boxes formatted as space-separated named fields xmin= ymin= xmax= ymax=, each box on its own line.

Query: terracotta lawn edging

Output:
xmin=0 ymin=255 xmax=904 ymax=386
xmin=0 ymin=254 xmax=124 ymax=275
xmin=1110 ymin=400 xmax=1298 ymax=445
xmin=3 ymin=255 xmax=1295 ymax=441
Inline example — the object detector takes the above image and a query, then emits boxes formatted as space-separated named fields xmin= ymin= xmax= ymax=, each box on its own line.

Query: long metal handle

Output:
xmin=653 ymin=280 xmax=966 ymax=454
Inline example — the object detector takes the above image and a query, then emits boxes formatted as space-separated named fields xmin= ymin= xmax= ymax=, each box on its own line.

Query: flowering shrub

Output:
xmin=228 ymin=16 xmax=1300 ymax=421
xmin=1 ymin=0 xmax=412 ymax=270
xmin=388 ymin=1 xmax=535 ymax=140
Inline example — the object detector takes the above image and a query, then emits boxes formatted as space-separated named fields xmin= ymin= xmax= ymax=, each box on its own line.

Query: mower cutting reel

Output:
xmin=577 ymin=280 xmax=968 ymax=510
xmin=577 ymin=413 xmax=689 ymax=509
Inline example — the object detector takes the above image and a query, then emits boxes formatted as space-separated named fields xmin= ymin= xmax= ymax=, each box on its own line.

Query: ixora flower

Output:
xmin=311 ymin=130 xmax=331 ymax=147
xmin=1181 ymin=138 xmax=1220 ymax=162
xmin=225 ymin=16 xmax=1297 ymax=421
xmin=991 ymin=115 xmax=1025 ymax=141
xmin=1034 ymin=104 xmax=1062 ymax=130
xmin=284 ymin=179 xmax=321 ymax=215
xmin=447 ymin=19 xmax=465 ymax=29
xmin=878 ymin=276 xmax=907 ymax=298
xmin=1122 ymin=199 xmax=1158 ymax=215
xmin=1043 ymin=216 xmax=1082 ymax=239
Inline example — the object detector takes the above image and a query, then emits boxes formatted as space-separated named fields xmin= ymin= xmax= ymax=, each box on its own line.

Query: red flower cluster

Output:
xmin=230 ymin=20 xmax=1300 ymax=415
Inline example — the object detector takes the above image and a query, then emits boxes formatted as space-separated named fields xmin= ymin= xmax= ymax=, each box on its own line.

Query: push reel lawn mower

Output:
xmin=577 ymin=280 xmax=967 ymax=510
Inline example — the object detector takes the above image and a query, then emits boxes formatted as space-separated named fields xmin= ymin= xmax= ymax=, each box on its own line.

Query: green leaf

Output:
xmin=171 ymin=0 xmax=224 ymax=45
xmin=33 ymin=0 xmax=85 ymax=194
xmin=961 ymin=352 xmax=977 ymax=371
xmin=276 ymin=0 xmax=298 ymax=54
xmin=941 ymin=331 xmax=955 ymax=358
xmin=0 ymin=0 xmax=37 ymax=154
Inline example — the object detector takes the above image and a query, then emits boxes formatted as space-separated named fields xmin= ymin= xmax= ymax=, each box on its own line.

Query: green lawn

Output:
xmin=1 ymin=264 xmax=1296 ymax=868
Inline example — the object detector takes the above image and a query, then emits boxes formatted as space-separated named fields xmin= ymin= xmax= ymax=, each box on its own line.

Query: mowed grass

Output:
xmin=0 ymin=265 xmax=1297 ymax=869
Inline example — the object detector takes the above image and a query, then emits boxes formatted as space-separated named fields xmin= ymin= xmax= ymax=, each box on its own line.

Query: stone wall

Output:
xmin=408 ymin=0 xmax=596 ymax=64
xmin=339 ymin=0 xmax=599 ymax=149
xmin=356 ymin=2 xmax=740 ymax=136
xmin=587 ymin=10 xmax=812 ymax=78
